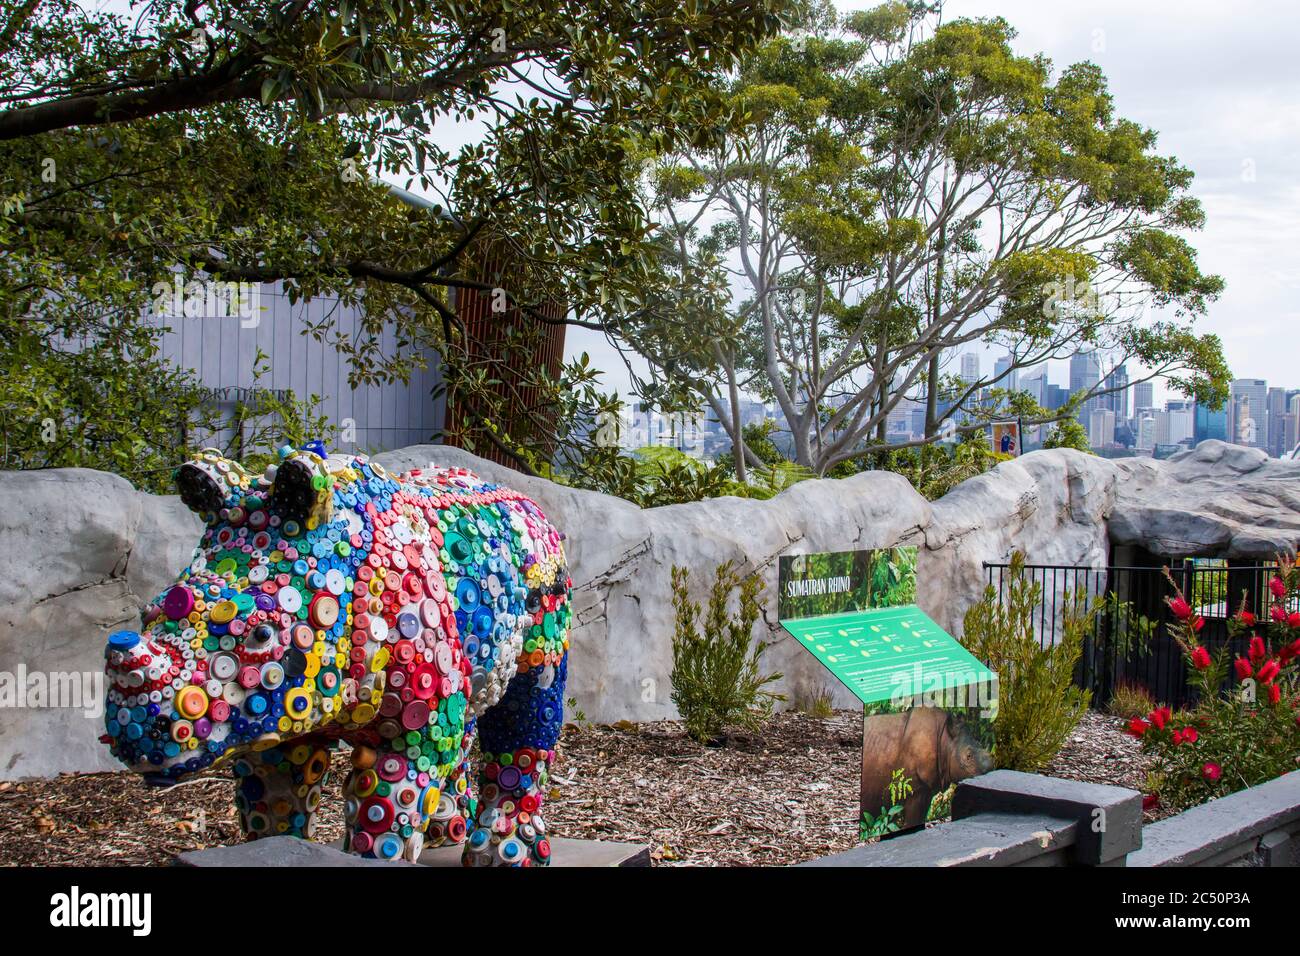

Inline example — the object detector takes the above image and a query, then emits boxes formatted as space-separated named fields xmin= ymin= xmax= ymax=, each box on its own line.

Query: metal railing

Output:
xmin=982 ymin=560 xmax=1285 ymax=709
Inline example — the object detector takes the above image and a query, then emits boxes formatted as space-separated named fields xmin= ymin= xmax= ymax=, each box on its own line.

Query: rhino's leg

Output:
xmin=464 ymin=653 xmax=567 ymax=867
xmin=233 ymin=740 xmax=332 ymax=842
xmin=422 ymin=717 xmax=478 ymax=851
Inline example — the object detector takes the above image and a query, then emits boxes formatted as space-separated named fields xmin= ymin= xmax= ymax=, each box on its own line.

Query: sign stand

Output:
xmin=778 ymin=548 xmax=998 ymax=840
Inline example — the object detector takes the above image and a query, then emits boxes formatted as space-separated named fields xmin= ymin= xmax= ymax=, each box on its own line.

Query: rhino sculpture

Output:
xmin=101 ymin=444 xmax=571 ymax=866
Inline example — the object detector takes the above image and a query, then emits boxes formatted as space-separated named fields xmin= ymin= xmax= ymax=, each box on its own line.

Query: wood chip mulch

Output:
xmin=0 ymin=709 xmax=1161 ymax=867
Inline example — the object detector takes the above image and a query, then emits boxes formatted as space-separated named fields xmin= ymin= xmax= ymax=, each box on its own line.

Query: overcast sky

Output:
xmin=571 ymin=0 xmax=1300 ymax=401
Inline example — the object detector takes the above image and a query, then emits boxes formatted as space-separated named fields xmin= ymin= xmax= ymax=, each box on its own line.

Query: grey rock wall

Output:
xmin=1 ymin=440 xmax=1295 ymax=778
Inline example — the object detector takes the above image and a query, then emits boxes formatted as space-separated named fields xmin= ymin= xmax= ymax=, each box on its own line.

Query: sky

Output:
xmin=569 ymin=0 xmax=1300 ymax=403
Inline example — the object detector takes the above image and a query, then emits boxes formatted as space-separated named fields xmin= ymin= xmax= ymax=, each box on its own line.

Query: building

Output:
xmin=1069 ymin=351 xmax=1102 ymax=418
xmin=145 ymin=185 xmax=567 ymax=468
xmin=960 ymin=352 xmax=980 ymax=386
xmin=1162 ymin=401 xmax=1195 ymax=447
xmin=1230 ymin=378 xmax=1269 ymax=449
xmin=993 ymin=354 xmax=1019 ymax=392
xmin=1136 ymin=415 xmax=1157 ymax=452
xmin=1194 ymin=401 xmax=1229 ymax=443
xmin=1267 ymin=387 xmax=1289 ymax=457
xmin=1133 ymin=381 xmax=1155 ymax=415
xmin=1100 ymin=365 xmax=1130 ymax=420
xmin=1088 ymin=408 xmax=1116 ymax=448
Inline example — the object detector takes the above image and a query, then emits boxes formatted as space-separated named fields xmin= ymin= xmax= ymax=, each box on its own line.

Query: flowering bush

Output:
xmin=1128 ymin=557 xmax=1300 ymax=812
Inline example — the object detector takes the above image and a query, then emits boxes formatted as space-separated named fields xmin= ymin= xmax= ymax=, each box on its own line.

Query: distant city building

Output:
xmin=1162 ymin=401 xmax=1195 ymax=446
xmin=1100 ymin=365 xmax=1130 ymax=420
xmin=1136 ymin=415 xmax=1157 ymax=452
xmin=1069 ymin=351 xmax=1102 ymax=419
xmin=1194 ymin=401 xmax=1229 ymax=444
xmin=960 ymin=352 xmax=980 ymax=385
xmin=1088 ymin=408 xmax=1116 ymax=448
xmin=1044 ymin=384 xmax=1070 ymax=411
xmin=1230 ymin=378 xmax=1269 ymax=449
xmin=1267 ymin=387 xmax=1289 ymax=457
xmin=1133 ymin=381 xmax=1155 ymax=415
xmin=993 ymin=354 xmax=1019 ymax=392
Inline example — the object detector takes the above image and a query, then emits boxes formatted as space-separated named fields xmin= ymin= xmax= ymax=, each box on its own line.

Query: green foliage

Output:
xmin=0 ymin=0 xmax=792 ymax=483
xmin=1042 ymin=416 xmax=1093 ymax=453
xmin=1106 ymin=681 xmax=1157 ymax=721
xmin=851 ymin=437 xmax=1005 ymax=500
xmin=1132 ymin=560 xmax=1300 ymax=813
xmin=960 ymin=554 xmax=1094 ymax=772
xmin=859 ymin=767 xmax=913 ymax=841
xmin=670 ymin=561 xmax=784 ymax=744
xmin=794 ymin=684 xmax=836 ymax=719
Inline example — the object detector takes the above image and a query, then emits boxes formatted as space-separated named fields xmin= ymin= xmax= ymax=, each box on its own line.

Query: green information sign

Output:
xmin=780 ymin=604 xmax=996 ymax=708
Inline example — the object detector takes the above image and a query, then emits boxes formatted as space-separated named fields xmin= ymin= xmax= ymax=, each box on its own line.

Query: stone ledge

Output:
xmin=953 ymin=769 xmax=1143 ymax=865
xmin=176 ymin=834 xmax=651 ymax=868
xmin=798 ymin=812 xmax=1078 ymax=867
xmin=1130 ymin=772 xmax=1300 ymax=867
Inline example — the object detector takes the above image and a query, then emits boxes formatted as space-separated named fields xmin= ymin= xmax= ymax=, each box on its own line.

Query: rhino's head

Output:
xmin=945 ymin=712 xmax=995 ymax=782
xmin=101 ymin=445 xmax=367 ymax=784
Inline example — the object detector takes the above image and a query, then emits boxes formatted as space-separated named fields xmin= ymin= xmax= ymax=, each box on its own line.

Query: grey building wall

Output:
xmin=150 ymin=279 xmax=445 ymax=458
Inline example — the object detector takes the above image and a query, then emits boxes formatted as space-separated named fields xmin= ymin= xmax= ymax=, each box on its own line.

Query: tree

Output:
xmin=626 ymin=3 xmax=1228 ymax=476
xmin=0 ymin=0 xmax=791 ymax=481
xmin=1042 ymin=416 xmax=1092 ymax=453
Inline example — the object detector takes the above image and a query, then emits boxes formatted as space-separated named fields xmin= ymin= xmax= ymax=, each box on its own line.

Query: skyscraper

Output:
xmin=960 ymin=352 xmax=980 ymax=386
xmin=1194 ymin=402 xmax=1229 ymax=443
xmin=1267 ymin=387 xmax=1289 ymax=456
xmin=1101 ymin=364 xmax=1130 ymax=420
xmin=1230 ymin=378 xmax=1269 ymax=449
xmin=993 ymin=354 xmax=1019 ymax=392
xmin=1133 ymin=381 xmax=1155 ymax=415
xmin=1088 ymin=408 xmax=1116 ymax=448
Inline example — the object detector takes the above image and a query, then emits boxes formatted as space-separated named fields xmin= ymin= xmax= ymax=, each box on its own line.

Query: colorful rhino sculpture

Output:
xmin=101 ymin=444 xmax=571 ymax=866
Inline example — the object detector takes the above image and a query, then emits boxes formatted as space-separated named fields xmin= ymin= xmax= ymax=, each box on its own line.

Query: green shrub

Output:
xmin=1106 ymin=680 xmax=1156 ymax=720
xmin=794 ymin=684 xmax=835 ymax=719
xmin=670 ymin=561 xmax=784 ymax=744
xmin=960 ymin=554 xmax=1093 ymax=772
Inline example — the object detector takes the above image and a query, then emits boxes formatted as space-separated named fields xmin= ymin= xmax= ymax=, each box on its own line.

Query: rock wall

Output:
xmin=1 ymin=440 xmax=1295 ymax=778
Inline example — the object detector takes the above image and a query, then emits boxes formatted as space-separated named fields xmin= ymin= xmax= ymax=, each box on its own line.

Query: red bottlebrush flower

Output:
xmin=1126 ymin=717 xmax=1149 ymax=737
xmin=1191 ymin=646 xmax=1212 ymax=670
xmin=1250 ymin=635 xmax=1267 ymax=663
xmin=1193 ymin=616 xmax=1205 ymax=632
xmin=1202 ymin=762 xmax=1222 ymax=782
xmin=1147 ymin=706 xmax=1172 ymax=730
xmin=1272 ymin=605 xmax=1288 ymax=624
xmin=1238 ymin=611 xmax=1257 ymax=627
xmin=1169 ymin=596 xmax=1193 ymax=621
xmin=1270 ymin=577 xmax=1287 ymax=600
xmin=1289 ymin=612 xmax=1300 ymax=629
xmin=1258 ymin=660 xmax=1281 ymax=684
xmin=1182 ymin=726 xmax=1199 ymax=744
xmin=1269 ymin=683 xmax=1282 ymax=705
xmin=1142 ymin=793 xmax=1160 ymax=811
xmin=1172 ymin=728 xmax=1184 ymax=745
xmin=1234 ymin=657 xmax=1254 ymax=680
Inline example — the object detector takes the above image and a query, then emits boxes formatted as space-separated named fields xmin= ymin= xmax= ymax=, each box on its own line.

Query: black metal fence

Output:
xmin=982 ymin=560 xmax=1286 ymax=709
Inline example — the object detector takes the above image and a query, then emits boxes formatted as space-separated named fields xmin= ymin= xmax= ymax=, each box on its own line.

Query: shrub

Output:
xmin=960 ymin=554 xmax=1094 ymax=772
xmin=1128 ymin=558 xmax=1300 ymax=812
xmin=670 ymin=561 xmax=784 ymax=744
xmin=1107 ymin=680 xmax=1157 ymax=720
xmin=794 ymin=684 xmax=835 ymax=720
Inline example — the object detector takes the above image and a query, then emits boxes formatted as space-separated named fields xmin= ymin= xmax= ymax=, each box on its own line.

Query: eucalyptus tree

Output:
xmin=633 ymin=2 xmax=1228 ymax=475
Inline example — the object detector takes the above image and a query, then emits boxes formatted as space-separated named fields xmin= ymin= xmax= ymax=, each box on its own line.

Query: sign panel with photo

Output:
xmin=991 ymin=420 xmax=1021 ymax=457
xmin=778 ymin=547 xmax=997 ymax=840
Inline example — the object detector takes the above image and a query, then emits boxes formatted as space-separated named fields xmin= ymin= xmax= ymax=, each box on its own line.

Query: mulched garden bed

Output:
xmin=0 ymin=709 xmax=1156 ymax=866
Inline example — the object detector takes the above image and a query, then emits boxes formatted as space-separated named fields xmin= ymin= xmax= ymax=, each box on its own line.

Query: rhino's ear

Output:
xmin=176 ymin=460 xmax=226 ymax=516
xmin=268 ymin=448 xmax=333 ymax=526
